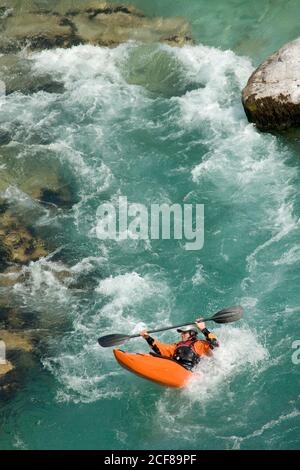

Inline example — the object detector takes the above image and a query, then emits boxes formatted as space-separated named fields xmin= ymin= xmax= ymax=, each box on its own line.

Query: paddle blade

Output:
xmin=211 ymin=305 xmax=244 ymax=324
xmin=97 ymin=334 xmax=131 ymax=348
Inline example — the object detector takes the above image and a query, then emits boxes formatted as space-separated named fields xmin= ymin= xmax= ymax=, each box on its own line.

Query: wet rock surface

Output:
xmin=242 ymin=37 xmax=300 ymax=130
xmin=0 ymin=2 xmax=192 ymax=52
xmin=0 ymin=360 xmax=14 ymax=376
xmin=0 ymin=200 xmax=46 ymax=386
xmin=0 ymin=329 xmax=33 ymax=352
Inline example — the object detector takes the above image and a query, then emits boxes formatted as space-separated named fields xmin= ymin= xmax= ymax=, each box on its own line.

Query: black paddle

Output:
xmin=97 ymin=305 xmax=243 ymax=348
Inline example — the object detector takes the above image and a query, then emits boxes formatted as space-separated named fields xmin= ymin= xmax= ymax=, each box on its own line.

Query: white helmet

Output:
xmin=177 ymin=325 xmax=198 ymax=334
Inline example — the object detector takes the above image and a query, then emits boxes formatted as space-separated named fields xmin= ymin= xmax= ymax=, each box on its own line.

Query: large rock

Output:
xmin=0 ymin=146 xmax=75 ymax=207
xmin=0 ymin=3 xmax=192 ymax=52
xmin=72 ymin=5 xmax=192 ymax=47
xmin=242 ymin=38 xmax=300 ymax=130
xmin=0 ymin=12 xmax=81 ymax=52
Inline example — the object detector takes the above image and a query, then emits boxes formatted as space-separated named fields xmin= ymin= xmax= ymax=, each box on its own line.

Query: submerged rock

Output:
xmin=0 ymin=266 xmax=26 ymax=287
xmin=0 ymin=210 xmax=48 ymax=264
xmin=242 ymin=37 xmax=300 ymax=131
xmin=0 ymin=146 xmax=75 ymax=207
xmin=0 ymin=53 xmax=65 ymax=95
xmin=0 ymin=3 xmax=192 ymax=52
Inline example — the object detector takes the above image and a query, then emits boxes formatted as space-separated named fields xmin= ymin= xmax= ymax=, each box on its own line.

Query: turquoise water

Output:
xmin=0 ymin=0 xmax=300 ymax=450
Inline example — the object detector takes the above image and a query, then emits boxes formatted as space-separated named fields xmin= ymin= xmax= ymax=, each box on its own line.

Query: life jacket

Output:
xmin=172 ymin=339 xmax=200 ymax=370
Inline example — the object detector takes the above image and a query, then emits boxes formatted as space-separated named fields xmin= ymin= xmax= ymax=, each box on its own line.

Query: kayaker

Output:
xmin=140 ymin=319 xmax=219 ymax=370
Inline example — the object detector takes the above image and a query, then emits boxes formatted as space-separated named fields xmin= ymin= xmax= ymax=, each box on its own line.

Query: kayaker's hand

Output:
xmin=208 ymin=332 xmax=219 ymax=347
xmin=195 ymin=318 xmax=206 ymax=331
xmin=140 ymin=330 xmax=150 ymax=338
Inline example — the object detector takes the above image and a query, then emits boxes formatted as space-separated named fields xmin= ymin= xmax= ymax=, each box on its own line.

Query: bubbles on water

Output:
xmin=273 ymin=244 xmax=300 ymax=266
xmin=192 ymin=263 xmax=207 ymax=285
xmin=96 ymin=271 xmax=172 ymax=332
xmin=154 ymin=326 xmax=268 ymax=443
xmin=184 ymin=326 xmax=268 ymax=400
xmin=41 ymin=269 xmax=172 ymax=403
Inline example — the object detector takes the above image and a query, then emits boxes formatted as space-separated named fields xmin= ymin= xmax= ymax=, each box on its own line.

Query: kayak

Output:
xmin=113 ymin=349 xmax=193 ymax=388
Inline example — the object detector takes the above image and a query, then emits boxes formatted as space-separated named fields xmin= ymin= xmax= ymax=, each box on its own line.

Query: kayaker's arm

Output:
xmin=195 ymin=319 xmax=219 ymax=349
xmin=140 ymin=330 xmax=161 ymax=355
xmin=140 ymin=331 xmax=176 ymax=357
xmin=145 ymin=335 xmax=161 ymax=355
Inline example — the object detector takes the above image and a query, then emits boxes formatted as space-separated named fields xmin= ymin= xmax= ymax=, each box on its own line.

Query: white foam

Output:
xmin=174 ymin=44 xmax=252 ymax=131
xmin=13 ymin=435 xmax=27 ymax=450
xmin=43 ymin=353 xmax=122 ymax=404
xmin=170 ymin=44 xmax=298 ymax=279
xmin=9 ymin=253 xmax=106 ymax=320
xmin=240 ymin=297 xmax=258 ymax=308
xmin=192 ymin=263 xmax=207 ymax=285
xmin=246 ymin=202 xmax=299 ymax=272
xmin=30 ymin=44 xmax=126 ymax=85
xmin=12 ymin=258 xmax=72 ymax=313
xmin=96 ymin=271 xmax=171 ymax=332
xmin=70 ymin=256 xmax=107 ymax=273
xmin=30 ymin=43 xmax=146 ymax=124
xmin=172 ymin=44 xmax=296 ymax=209
xmin=185 ymin=326 xmax=268 ymax=401
xmin=155 ymin=326 xmax=268 ymax=426
xmin=174 ymin=44 xmax=252 ymax=90
xmin=41 ymin=270 xmax=172 ymax=403
xmin=273 ymin=244 xmax=300 ymax=266
xmin=227 ymin=409 xmax=300 ymax=449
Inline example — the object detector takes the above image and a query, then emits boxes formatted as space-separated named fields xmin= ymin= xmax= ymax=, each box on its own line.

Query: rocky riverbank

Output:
xmin=0 ymin=149 xmax=74 ymax=391
xmin=0 ymin=199 xmax=44 ymax=392
xmin=0 ymin=2 xmax=192 ymax=52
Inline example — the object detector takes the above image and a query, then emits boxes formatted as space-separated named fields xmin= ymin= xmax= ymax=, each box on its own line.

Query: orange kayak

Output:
xmin=113 ymin=349 xmax=193 ymax=388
